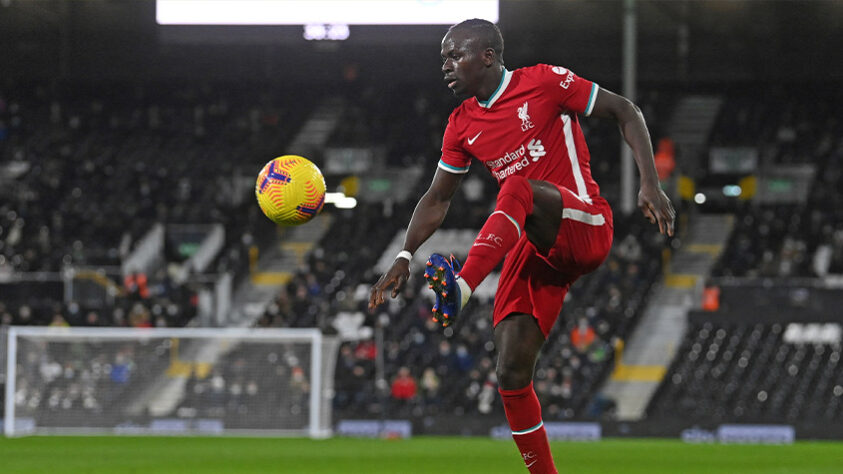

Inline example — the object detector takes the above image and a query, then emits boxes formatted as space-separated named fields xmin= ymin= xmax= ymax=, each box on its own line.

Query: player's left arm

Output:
xmin=589 ymin=88 xmax=675 ymax=236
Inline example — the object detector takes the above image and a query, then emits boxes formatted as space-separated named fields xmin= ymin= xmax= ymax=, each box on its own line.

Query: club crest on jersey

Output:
xmin=517 ymin=101 xmax=534 ymax=131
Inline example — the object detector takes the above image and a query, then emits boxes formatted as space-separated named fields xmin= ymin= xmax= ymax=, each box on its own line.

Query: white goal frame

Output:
xmin=4 ymin=326 xmax=330 ymax=438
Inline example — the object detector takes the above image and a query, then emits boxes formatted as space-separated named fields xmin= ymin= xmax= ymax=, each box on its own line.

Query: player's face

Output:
xmin=440 ymin=31 xmax=487 ymax=97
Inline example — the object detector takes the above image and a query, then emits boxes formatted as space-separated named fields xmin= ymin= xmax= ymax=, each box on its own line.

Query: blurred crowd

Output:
xmin=710 ymin=86 xmax=843 ymax=278
xmin=0 ymin=81 xmax=297 ymax=272
xmin=0 ymin=272 xmax=196 ymax=329
xmin=175 ymin=343 xmax=313 ymax=430
xmin=0 ymin=80 xmax=302 ymax=329
xmin=2 ymin=78 xmax=673 ymax=426
xmin=10 ymin=78 xmax=842 ymax=428
xmin=649 ymin=85 xmax=843 ymax=424
xmin=11 ymin=338 xmax=168 ymax=427
xmin=321 ymin=215 xmax=663 ymax=422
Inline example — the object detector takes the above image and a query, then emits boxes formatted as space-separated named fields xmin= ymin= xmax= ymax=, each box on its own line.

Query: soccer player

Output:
xmin=369 ymin=19 xmax=674 ymax=473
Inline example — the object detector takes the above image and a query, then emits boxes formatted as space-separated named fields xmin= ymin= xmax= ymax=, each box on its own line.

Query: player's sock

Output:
xmin=499 ymin=382 xmax=557 ymax=474
xmin=459 ymin=175 xmax=533 ymax=290
xmin=455 ymin=276 xmax=472 ymax=308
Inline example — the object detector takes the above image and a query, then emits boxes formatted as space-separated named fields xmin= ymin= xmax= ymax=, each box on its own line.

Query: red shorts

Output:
xmin=492 ymin=185 xmax=614 ymax=337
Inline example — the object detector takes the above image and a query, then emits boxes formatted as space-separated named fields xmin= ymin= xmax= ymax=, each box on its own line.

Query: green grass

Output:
xmin=0 ymin=436 xmax=841 ymax=473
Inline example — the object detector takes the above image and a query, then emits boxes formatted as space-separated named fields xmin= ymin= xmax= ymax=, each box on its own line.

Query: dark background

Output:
xmin=3 ymin=0 xmax=842 ymax=85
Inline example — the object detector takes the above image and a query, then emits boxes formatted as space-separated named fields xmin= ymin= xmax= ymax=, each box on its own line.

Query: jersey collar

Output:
xmin=476 ymin=69 xmax=512 ymax=109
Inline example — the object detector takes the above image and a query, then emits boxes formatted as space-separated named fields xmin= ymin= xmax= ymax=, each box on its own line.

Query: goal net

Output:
xmin=4 ymin=327 xmax=338 ymax=437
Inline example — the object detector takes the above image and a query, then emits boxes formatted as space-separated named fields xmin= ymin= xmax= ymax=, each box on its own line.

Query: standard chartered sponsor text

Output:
xmin=486 ymin=144 xmax=526 ymax=169
xmin=487 ymin=142 xmax=543 ymax=181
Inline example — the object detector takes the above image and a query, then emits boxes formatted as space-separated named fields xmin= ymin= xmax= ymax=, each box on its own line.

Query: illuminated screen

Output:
xmin=156 ymin=0 xmax=499 ymax=25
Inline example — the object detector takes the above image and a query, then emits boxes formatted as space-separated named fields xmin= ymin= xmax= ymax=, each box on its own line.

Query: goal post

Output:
xmin=4 ymin=326 xmax=338 ymax=438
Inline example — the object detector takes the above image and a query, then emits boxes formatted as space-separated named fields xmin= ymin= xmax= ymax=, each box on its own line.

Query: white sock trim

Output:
xmin=512 ymin=421 xmax=544 ymax=435
xmin=455 ymin=276 xmax=472 ymax=308
xmin=491 ymin=210 xmax=521 ymax=238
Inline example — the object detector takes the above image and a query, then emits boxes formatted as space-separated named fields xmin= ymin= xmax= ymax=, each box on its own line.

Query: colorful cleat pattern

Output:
xmin=423 ymin=253 xmax=463 ymax=327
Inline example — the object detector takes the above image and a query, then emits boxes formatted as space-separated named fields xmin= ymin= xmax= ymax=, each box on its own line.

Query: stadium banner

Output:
xmin=709 ymin=147 xmax=758 ymax=174
xmin=491 ymin=422 xmax=601 ymax=441
xmin=680 ymin=424 xmax=794 ymax=444
xmin=680 ymin=427 xmax=717 ymax=443
xmin=708 ymin=281 xmax=843 ymax=322
xmin=112 ymin=419 xmax=226 ymax=435
xmin=0 ymin=417 xmax=36 ymax=435
xmin=716 ymin=424 xmax=795 ymax=444
xmin=336 ymin=419 xmax=412 ymax=439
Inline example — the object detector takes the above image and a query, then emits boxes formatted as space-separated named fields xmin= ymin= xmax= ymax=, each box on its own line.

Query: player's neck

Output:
xmin=475 ymin=66 xmax=505 ymax=103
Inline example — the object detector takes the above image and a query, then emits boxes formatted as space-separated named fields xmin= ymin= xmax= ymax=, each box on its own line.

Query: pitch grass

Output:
xmin=1 ymin=436 xmax=841 ymax=473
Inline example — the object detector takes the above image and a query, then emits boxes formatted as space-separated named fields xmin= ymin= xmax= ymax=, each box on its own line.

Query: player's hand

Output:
xmin=368 ymin=258 xmax=411 ymax=312
xmin=638 ymin=183 xmax=675 ymax=237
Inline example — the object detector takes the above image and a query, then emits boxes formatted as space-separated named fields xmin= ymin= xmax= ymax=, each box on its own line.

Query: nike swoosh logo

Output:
xmin=526 ymin=460 xmax=537 ymax=468
xmin=467 ymin=131 xmax=482 ymax=145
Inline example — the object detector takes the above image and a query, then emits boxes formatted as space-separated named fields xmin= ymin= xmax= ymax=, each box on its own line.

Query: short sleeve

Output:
xmin=438 ymin=115 xmax=471 ymax=174
xmin=537 ymin=64 xmax=600 ymax=117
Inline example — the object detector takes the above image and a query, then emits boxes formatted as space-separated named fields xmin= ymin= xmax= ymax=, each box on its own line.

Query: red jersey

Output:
xmin=439 ymin=64 xmax=601 ymax=203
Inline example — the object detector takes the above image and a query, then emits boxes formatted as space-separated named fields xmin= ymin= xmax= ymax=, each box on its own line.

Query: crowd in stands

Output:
xmin=252 ymin=210 xmax=664 ymax=423
xmin=321 ymin=214 xmax=663 ymax=422
xmin=0 ymin=81 xmax=290 ymax=271
xmin=0 ymin=271 xmax=197 ymax=328
xmin=0 ymin=79 xmax=316 ymax=425
xmin=709 ymin=86 xmax=843 ymax=279
xmin=11 ymin=337 xmax=170 ymax=427
xmin=647 ymin=85 xmax=843 ymax=425
xmin=3 ymin=77 xmax=670 ymax=427
xmin=4 ymin=60 xmax=843 ymax=439
xmin=174 ymin=342 xmax=313 ymax=430
xmin=0 ymin=80 xmax=307 ymax=328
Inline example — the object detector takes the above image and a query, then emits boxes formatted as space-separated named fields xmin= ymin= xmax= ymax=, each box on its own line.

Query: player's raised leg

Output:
xmin=457 ymin=175 xmax=531 ymax=289
xmin=496 ymin=314 xmax=558 ymax=474
xmin=461 ymin=175 xmax=563 ymax=289
xmin=425 ymin=176 xmax=563 ymax=323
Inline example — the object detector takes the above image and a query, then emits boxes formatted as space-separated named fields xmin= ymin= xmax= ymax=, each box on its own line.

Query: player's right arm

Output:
xmin=589 ymin=88 xmax=675 ymax=236
xmin=368 ymin=168 xmax=463 ymax=311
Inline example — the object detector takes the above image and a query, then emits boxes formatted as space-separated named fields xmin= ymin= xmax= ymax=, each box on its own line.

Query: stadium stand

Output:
xmin=646 ymin=86 xmax=843 ymax=429
xmin=647 ymin=318 xmax=842 ymax=423
xmin=173 ymin=343 xmax=313 ymax=430
xmin=0 ymin=80 xmax=317 ymax=328
xmin=2 ymin=4 xmax=843 ymax=468
xmin=12 ymin=338 xmax=170 ymax=428
xmin=318 ymin=213 xmax=665 ymax=422
xmin=707 ymin=86 xmax=843 ymax=278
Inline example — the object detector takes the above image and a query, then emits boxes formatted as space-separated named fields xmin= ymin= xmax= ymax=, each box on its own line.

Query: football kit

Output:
xmin=439 ymin=64 xmax=614 ymax=336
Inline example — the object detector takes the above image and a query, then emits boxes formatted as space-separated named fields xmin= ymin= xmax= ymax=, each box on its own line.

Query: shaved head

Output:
xmin=448 ymin=18 xmax=504 ymax=66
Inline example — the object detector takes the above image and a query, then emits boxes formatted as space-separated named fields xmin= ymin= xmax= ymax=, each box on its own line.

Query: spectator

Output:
xmin=85 ymin=311 xmax=101 ymax=326
xmin=390 ymin=366 xmax=417 ymax=401
xmin=570 ymin=317 xmax=597 ymax=353
xmin=420 ymin=367 xmax=440 ymax=403
xmin=49 ymin=313 xmax=69 ymax=327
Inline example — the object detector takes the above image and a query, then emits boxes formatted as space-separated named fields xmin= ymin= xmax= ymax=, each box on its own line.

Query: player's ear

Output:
xmin=482 ymin=48 xmax=496 ymax=66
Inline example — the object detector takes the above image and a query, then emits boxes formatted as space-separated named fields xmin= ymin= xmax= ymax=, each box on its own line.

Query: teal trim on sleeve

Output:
xmin=584 ymin=83 xmax=599 ymax=116
xmin=438 ymin=160 xmax=470 ymax=174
